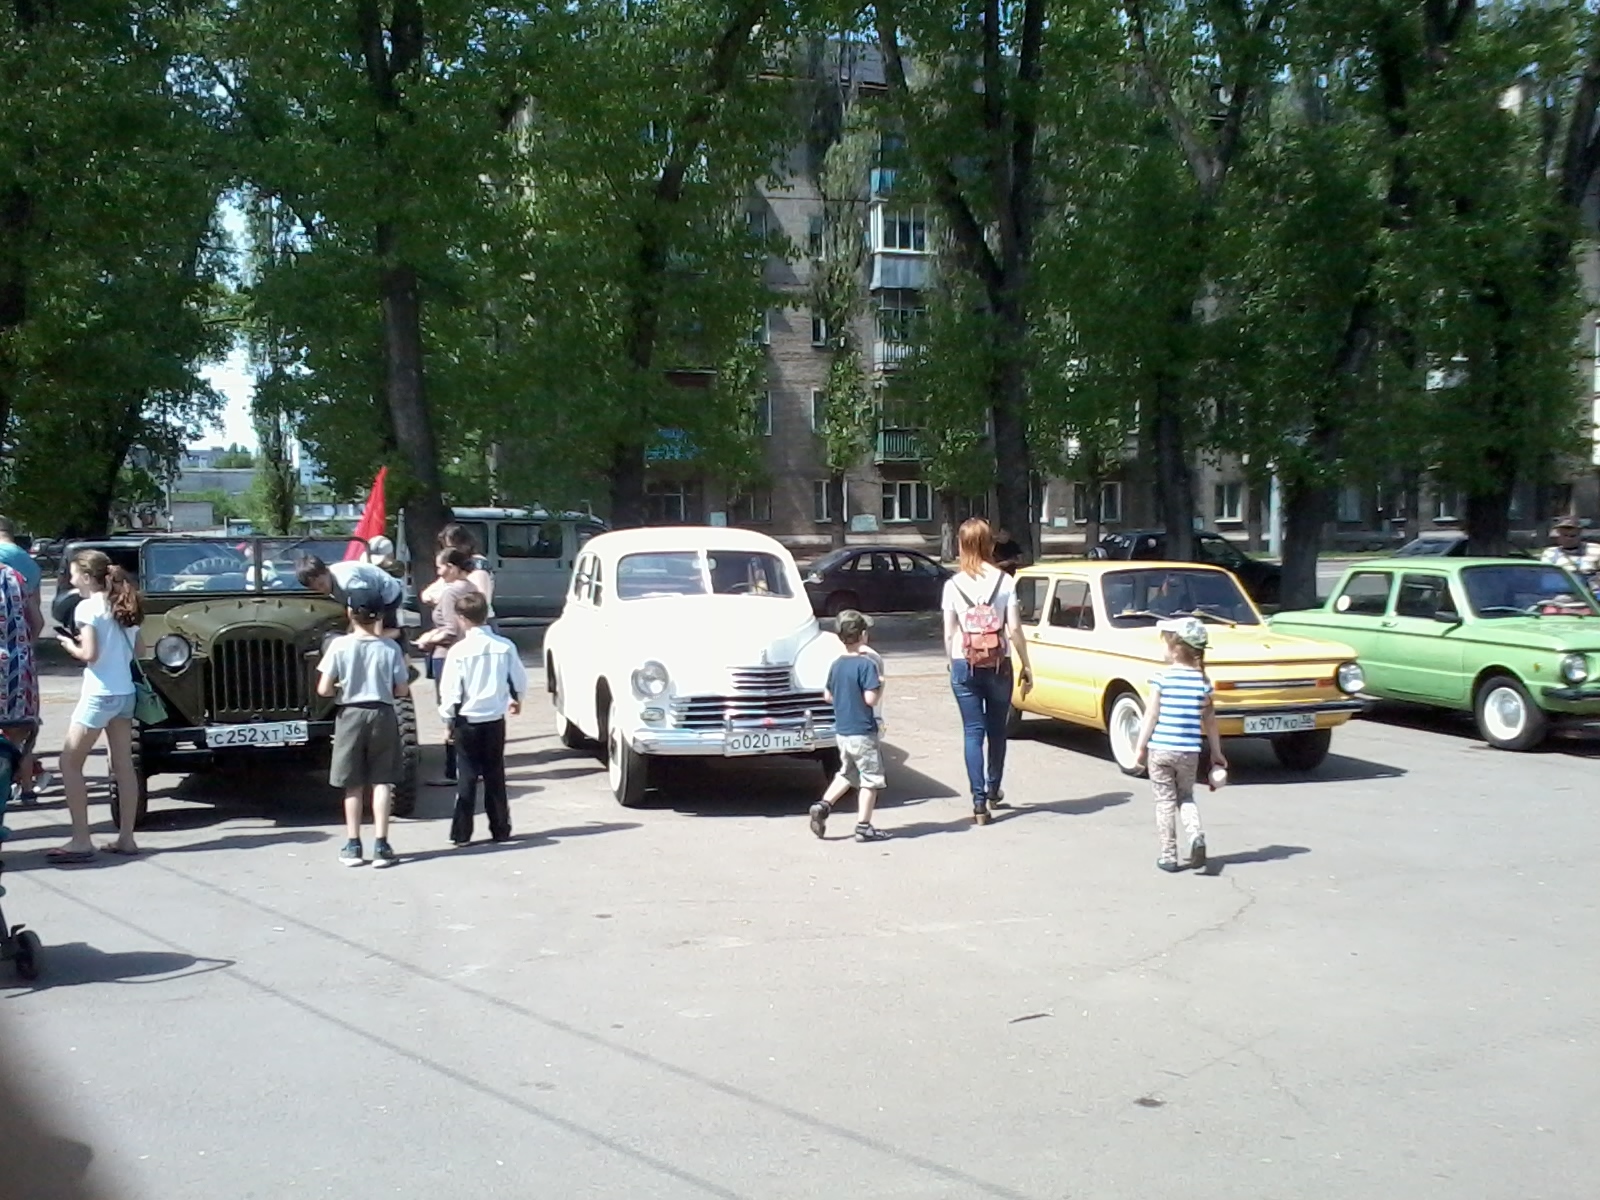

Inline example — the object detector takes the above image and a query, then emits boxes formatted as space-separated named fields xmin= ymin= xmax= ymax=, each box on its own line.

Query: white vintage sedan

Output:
xmin=544 ymin=527 xmax=844 ymax=805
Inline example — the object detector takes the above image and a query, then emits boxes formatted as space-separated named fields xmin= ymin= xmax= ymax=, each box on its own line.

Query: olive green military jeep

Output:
xmin=110 ymin=535 xmax=419 ymax=826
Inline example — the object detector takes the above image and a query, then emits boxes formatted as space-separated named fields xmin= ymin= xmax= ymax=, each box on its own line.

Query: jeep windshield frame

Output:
xmin=141 ymin=537 xmax=372 ymax=596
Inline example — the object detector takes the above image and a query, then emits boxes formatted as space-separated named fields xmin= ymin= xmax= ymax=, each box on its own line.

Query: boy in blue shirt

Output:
xmin=809 ymin=610 xmax=888 ymax=842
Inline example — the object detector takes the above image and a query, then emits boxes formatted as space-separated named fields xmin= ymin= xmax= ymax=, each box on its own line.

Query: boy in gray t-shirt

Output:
xmin=316 ymin=581 xmax=410 ymax=868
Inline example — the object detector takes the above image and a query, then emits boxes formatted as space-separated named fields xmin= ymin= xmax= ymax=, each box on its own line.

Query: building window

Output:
xmin=730 ymin=488 xmax=772 ymax=525
xmin=1593 ymin=320 xmax=1599 ymax=392
xmin=645 ymin=480 xmax=700 ymax=525
xmin=1213 ymin=481 xmax=1243 ymax=524
xmin=807 ymin=214 xmax=824 ymax=257
xmin=746 ymin=207 xmax=768 ymax=241
xmin=882 ymin=480 xmax=933 ymax=523
xmin=1434 ymin=491 xmax=1464 ymax=522
xmin=750 ymin=310 xmax=771 ymax=347
xmin=811 ymin=313 xmax=829 ymax=346
xmin=874 ymin=206 xmax=927 ymax=252
xmin=813 ymin=480 xmax=835 ymax=523
xmin=755 ymin=391 xmax=773 ymax=437
xmin=876 ymin=288 xmax=924 ymax=346
xmin=811 ymin=389 xmax=826 ymax=432
xmin=1337 ymin=484 xmax=1363 ymax=524
xmin=1073 ymin=482 xmax=1122 ymax=524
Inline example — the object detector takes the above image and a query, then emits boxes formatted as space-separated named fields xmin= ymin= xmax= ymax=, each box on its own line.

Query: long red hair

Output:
xmin=957 ymin=518 xmax=994 ymax=578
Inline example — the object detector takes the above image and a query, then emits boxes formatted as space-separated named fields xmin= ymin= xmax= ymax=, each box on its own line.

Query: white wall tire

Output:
xmin=1474 ymin=676 xmax=1547 ymax=751
xmin=1107 ymin=691 xmax=1147 ymax=777
xmin=606 ymin=701 xmax=649 ymax=807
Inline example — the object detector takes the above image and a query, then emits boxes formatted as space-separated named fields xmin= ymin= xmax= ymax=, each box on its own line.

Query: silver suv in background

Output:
xmin=399 ymin=507 xmax=608 ymax=619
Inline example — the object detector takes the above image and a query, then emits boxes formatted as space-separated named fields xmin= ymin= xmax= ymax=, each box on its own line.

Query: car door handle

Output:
xmin=1381 ymin=619 xmax=1398 ymax=628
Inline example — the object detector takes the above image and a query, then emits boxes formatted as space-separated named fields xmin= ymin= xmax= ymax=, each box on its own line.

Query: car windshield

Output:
xmin=143 ymin=538 xmax=367 ymax=594
xmin=616 ymin=550 xmax=794 ymax=600
xmin=1103 ymin=568 xmax=1261 ymax=627
xmin=1460 ymin=564 xmax=1599 ymax=617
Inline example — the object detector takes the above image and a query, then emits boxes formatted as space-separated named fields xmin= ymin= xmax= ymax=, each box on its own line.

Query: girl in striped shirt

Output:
xmin=1134 ymin=617 xmax=1227 ymax=873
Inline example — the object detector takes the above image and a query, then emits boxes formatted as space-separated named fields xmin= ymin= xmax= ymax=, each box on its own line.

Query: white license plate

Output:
xmin=205 ymin=721 xmax=309 ymax=748
xmin=1243 ymin=713 xmax=1317 ymax=735
xmin=724 ymin=729 xmax=813 ymax=757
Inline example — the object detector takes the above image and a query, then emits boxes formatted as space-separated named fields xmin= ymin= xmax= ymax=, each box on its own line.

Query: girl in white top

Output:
xmin=53 ymin=549 xmax=144 ymax=860
xmin=940 ymin=518 xmax=1034 ymax=823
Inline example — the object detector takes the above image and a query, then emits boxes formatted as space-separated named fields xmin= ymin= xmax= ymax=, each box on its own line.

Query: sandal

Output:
xmin=46 ymin=847 xmax=96 ymax=864
xmin=100 ymin=843 xmax=141 ymax=857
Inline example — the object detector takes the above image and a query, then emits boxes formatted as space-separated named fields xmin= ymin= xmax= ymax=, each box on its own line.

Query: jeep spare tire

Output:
xmin=391 ymin=694 xmax=420 ymax=817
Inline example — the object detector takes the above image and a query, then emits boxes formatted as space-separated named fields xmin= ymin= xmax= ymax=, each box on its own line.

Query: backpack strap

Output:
xmin=952 ymin=571 xmax=1003 ymax=610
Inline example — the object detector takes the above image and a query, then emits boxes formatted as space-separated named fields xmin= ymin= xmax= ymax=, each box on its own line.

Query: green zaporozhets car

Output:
xmin=1267 ymin=558 xmax=1600 ymax=750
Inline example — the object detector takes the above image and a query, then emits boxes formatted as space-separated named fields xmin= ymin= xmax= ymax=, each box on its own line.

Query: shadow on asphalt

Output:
xmin=1357 ymin=702 xmax=1600 ymax=757
xmin=887 ymin=790 xmax=1134 ymax=840
xmin=399 ymin=821 xmax=642 ymax=865
xmin=637 ymin=740 xmax=959 ymax=817
xmin=1196 ymin=844 xmax=1311 ymax=876
xmin=1 ymin=942 xmax=235 ymax=993
xmin=1015 ymin=715 xmax=1407 ymax=784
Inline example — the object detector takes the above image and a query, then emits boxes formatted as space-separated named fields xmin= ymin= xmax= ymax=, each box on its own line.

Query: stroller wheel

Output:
xmin=13 ymin=929 xmax=40 ymax=981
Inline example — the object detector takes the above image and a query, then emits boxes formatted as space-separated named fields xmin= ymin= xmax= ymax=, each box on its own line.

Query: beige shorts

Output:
xmin=835 ymin=733 xmax=885 ymax=791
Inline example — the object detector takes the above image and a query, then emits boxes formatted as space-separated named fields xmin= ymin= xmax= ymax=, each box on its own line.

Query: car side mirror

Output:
xmin=1433 ymin=611 xmax=1462 ymax=625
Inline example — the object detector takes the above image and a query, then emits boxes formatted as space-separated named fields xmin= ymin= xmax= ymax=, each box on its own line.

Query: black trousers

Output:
xmin=451 ymin=717 xmax=510 ymax=843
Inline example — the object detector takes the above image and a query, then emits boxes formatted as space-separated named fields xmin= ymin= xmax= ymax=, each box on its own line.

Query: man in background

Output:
xmin=1540 ymin=515 xmax=1600 ymax=593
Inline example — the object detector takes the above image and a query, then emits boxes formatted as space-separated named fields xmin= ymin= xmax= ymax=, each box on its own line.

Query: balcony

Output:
xmin=873 ymin=340 xmax=914 ymax=370
xmin=875 ymin=426 xmax=924 ymax=463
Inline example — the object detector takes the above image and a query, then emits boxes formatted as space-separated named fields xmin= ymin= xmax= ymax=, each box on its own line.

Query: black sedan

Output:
xmin=802 ymin=546 xmax=951 ymax=616
xmin=1092 ymin=529 xmax=1281 ymax=606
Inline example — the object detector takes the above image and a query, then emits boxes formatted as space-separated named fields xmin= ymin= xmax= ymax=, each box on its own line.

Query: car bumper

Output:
xmin=628 ymin=725 xmax=837 ymax=757
xmin=1213 ymin=698 xmax=1367 ymax=736
xmin=1539 ymin=684 xmax=1600 ymax=731
xmin=142 ymin=721 xmax=336 ymax=763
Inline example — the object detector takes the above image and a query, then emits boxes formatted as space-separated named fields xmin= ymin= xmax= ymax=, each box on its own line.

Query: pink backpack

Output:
xmin=955 ymin=574 xmax=1006 ymax=670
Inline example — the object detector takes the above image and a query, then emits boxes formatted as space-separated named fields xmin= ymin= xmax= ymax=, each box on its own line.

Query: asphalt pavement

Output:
xmin=2 ymin=621 xmax=1594 ymax=1200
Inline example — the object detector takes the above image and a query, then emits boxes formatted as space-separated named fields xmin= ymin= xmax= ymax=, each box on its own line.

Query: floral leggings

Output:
xmin=1149 ymin=748 xmax=1204 ymax=863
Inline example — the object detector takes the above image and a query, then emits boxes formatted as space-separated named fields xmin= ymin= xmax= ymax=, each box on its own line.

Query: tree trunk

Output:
xmin=1463 ymin=449 xmax=1516 ymax=555
xmin=1279 ymin=476 xmax=1331 ymax=611
xmin=1150 ymin=375 xmax=1195 ymax=560
xmin=377 ymin=244 xmax=448 ymax=583
xmin=991 ymin=316 xmax=1035 ymax=562
xmin=830 ymin=470 xmax=847 ymax=549
xmin=609 ymin=441 xmax=647 ymax=528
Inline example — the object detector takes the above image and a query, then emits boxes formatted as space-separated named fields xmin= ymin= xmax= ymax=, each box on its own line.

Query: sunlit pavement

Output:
xmin=2 ymin=629 xmax=1593 ymax=1200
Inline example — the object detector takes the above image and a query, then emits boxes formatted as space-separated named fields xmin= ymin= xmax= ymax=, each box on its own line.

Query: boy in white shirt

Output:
xmin=438 ymin=590 xmax=527 ymax=845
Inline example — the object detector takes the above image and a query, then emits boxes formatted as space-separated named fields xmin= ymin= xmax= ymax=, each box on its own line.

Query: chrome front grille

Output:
xmin=1226 ymin=679 xmax=1321 ymax=691
xmin=670 ymin=691 xmax=832 ymax=732
xmin=729 ymin=664 xmax=794 ymax=694
xmin=206 ymin=636 xmax=308 ymax=719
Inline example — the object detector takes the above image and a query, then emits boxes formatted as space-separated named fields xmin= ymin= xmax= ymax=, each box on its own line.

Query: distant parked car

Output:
xmin=801 ymin=546 xmax=951 ymax=616
xmin=1091 ymin=529 xmax=1281 ymax=607
xmin=1393 ymin=531 xmax=1532 ymax=559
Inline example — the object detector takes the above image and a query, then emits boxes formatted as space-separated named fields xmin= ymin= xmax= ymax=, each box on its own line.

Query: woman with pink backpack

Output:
xmin=942 ymin=518 xmax=1033 ymax=825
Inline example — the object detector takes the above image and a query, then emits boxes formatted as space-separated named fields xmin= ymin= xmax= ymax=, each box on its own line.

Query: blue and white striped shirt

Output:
xmin=1149 ymin=667 xmax=1211 ymax=753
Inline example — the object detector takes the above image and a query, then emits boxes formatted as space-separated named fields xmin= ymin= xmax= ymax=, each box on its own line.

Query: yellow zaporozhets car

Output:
xmin=1008 ymin=561 xmax=1367 ymax=774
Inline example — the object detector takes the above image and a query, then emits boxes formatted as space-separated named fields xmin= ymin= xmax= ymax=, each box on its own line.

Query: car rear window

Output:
xmin=616 ymin=551 xmax=793 ymax=599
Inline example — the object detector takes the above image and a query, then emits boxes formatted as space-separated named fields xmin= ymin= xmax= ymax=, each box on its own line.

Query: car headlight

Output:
xmin=154 ymin=634 xmax=192 ymax=670
xmin=631 ymin=660 xmax=670 ymax=699
xmin=1559 ymin=653 xmax=1589 ymax=685
xmin=1336 ymin=661 xmax=1365 ymax=694
xmin=804 ymin=572 xmax=821 ymax=584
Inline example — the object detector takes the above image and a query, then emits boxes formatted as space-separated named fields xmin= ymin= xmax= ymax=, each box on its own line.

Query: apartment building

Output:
xmin=637 ymin=48 xmax=1600 ymax=557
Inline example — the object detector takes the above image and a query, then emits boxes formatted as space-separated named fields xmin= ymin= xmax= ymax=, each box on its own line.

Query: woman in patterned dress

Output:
xmin=0 ymin=562 xmax=40 ymax=773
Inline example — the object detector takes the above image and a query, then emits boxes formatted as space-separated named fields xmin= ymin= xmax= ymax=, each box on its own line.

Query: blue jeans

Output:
xmin=949 ymin=659 xmax=1012 ymax=806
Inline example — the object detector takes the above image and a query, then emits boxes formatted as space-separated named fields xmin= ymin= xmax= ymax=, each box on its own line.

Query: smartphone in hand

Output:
xmin=53 ymin=624 xmax=78 ymax=643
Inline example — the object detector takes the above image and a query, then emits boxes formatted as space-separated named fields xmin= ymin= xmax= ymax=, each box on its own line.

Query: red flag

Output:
xmin=345 ymin=466 xmax=388 ymax=561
